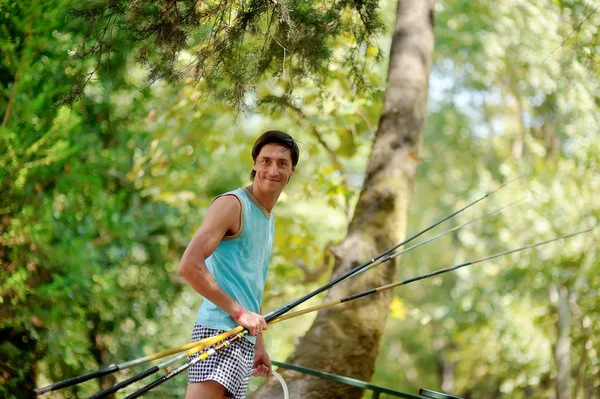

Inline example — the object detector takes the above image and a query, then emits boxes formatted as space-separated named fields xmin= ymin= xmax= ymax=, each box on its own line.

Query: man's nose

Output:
xmin=268 ymin=163 xmax=279 ymax=176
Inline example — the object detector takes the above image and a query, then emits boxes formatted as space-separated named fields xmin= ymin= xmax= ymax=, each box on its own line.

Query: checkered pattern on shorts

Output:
xmin=188 ymin=323 xmax=255 ymax=399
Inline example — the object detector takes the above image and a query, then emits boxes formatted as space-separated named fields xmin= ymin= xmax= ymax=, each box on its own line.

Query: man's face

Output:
xmin=253 ymin=144 xmax=296 ymax=195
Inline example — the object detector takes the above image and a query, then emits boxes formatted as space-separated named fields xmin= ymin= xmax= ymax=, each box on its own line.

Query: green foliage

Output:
xmin=2 ymin=0 xmax=598 ymax=398
xmin=0 ymin=1 xmax=189 ymax=396
xmin=1 ymin=1 xmax=372 ymax=391
xmin=372 ymin=1 xmax=600 ymax=397
xmin=64 ymin=0 xmax=386 ymax=108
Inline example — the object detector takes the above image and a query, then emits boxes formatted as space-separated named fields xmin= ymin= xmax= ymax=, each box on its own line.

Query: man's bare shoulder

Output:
xmin=211 ymin=194 xmax=242 ymax=212
xmin=202 ymin=194 xmax=242 ymax=236
xmin=204 ymin=194 xmax=241 ymax=223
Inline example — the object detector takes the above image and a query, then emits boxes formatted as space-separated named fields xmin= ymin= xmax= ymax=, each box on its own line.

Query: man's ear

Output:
xmin=286 ymin=166 xmax=296 ymax=184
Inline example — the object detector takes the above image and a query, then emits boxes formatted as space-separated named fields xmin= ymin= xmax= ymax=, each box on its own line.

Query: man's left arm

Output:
xmin=252 ymin=307 xmax=272 ymax=377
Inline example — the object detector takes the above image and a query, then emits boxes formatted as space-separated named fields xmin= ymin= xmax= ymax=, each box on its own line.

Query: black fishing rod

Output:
xmin=39 ymin=178 xmax=518 ymax=396
xmin=125 ymin=227 xmax=592 ymax=398
xmin=271 ymin=227 xmax=594 ymax=323
xmin=86 ymin=198 xmax=522 ymax=399
xmin=349 ymin=197 xmax=525 ymax=279
xmin=262 ymin=176 xmax=522 ymax=322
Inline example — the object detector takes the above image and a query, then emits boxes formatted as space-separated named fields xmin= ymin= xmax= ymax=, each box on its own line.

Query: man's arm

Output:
xmin=178 ymin=195 xmax=267 ymax=335
xmin=252 ymin=306 xmax=272 ymax=377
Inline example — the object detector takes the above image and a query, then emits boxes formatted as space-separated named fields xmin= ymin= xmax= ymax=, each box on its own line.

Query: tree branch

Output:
xmin=261 ymin=95 xmax=343 ymax=170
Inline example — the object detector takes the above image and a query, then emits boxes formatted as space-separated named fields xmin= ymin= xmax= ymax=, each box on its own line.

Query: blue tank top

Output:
xmin=196 ymin=187 xmax=274 ymax=344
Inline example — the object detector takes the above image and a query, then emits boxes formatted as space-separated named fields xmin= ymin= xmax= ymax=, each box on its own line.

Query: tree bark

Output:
xmin=87 ymin=313 xmax=117 ymax=396
xmin=0 ymin=328 xmax=40 ymax=398
xmin=550 ymin=284 xmax=572 ymax=399
xmin=434 ymin=337 xmax=456 ymax=394
xmin=255 ymin=1 xmax=434 ymax=397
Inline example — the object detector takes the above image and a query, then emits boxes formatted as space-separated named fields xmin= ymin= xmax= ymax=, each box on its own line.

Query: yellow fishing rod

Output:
xmin=34 ymin=176 xmax=521 ymax=395
xmin=37 ymin=178 xmax=520 ymax=396
xmin=85 ymin=327 xmax=244 ymax=399
xmin=85 ymin=196 xmax=522 ymax=398
xmin=125 ymin=227 xmax=592 ymax=398
xmin=34 ymin=327 xmax=243 ymax=396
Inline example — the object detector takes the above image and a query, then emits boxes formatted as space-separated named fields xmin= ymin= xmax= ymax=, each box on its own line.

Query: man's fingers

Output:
xmin=241 ymin=312 xmax=267 ymax=335
xmin=251 ymin=365 xmax=271 ymax=377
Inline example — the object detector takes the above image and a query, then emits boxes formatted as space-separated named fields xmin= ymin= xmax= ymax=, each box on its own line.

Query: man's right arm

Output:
xmin=178 ymin=195 xmax=266 ymax=335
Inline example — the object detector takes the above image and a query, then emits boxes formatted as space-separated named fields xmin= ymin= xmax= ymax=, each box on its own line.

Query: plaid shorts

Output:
xmin=188 ymin=324 xmax=255 ymax=399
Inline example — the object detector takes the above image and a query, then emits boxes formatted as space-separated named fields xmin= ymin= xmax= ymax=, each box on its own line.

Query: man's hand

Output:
xmin=235 ymin=309 xmax=268 ymax=336
xmin=252 ymin=337 xmax=272 ymax=377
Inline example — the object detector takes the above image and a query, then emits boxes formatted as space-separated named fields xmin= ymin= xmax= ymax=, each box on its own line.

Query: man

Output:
xmin=178 ymin=131 xmax=299 ymax=399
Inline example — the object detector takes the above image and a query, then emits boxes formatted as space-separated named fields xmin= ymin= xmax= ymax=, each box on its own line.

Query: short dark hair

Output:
xmin=251 ymin=130 xmax=299 ymax=180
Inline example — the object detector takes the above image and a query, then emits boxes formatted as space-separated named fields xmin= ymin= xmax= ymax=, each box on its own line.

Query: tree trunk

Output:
xmin=87 ymin=313 xmax=117 ymax=395
xmin=255 ymin=1 xmax=434 ymax=397
xmin=434 ymin=337 xmax=456 ymax=394
xmin=550 ymin=284 xmax=572 ymax=399
xmin=0 ymin=328 xmax=40 ymax=398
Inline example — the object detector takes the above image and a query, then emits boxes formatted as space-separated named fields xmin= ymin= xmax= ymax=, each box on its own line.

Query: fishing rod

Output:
xmin=270 ymin=227 xmax=593 ymax=323
xmin=125 ymin=226 xmax=591 ymax=398
xmin=38 ymin=178 xmax=518 ymax=396
xmin=87 ymin=327 xmax=244 ymax=399
xmin=83 ymin=193 xmax=521 ymax=398
xmin=262 ymin=176 xmax=522 ymax=322
xmin=42 ymin=180 xmax=522 ymax=395
xmin=349 ymin=197 xmax=525 ymax=279
xmin=124 ymin=331 xmax=248 ymax=399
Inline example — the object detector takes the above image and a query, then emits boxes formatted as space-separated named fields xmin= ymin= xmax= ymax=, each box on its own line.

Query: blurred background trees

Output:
xmin=1 ymin=0 xmax=598 ymax=398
